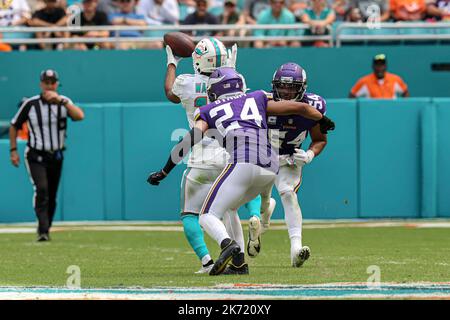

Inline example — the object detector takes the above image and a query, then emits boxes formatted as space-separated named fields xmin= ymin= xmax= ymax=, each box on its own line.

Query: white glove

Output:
xmin=226 ymin=43 xmax=238 ymax=69
xmin=293 ymin=148 xmax=315 ymax=166
xmin=166 ymin=45 xmax=182 ymax=67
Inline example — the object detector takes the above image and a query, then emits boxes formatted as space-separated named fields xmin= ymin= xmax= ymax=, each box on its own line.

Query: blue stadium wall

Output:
xmin=1 ymin=98 xmax=450 ymax=222
xmin=1 ymin=45 xmax=450 ymax=119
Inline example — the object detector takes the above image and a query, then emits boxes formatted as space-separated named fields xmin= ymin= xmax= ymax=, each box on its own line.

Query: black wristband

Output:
xmin=10 ymin=147 xmax=17 ymax=152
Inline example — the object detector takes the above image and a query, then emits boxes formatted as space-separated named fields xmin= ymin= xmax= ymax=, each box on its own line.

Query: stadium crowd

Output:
xmin=0 ymin=0 xmax=449 ymax=50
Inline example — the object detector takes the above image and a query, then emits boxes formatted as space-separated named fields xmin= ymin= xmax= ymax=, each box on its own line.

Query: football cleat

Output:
xmin=247 ymin=216 xmax=261 ymax=258
xmin=195 ymin=260 xmax=214 ymax=274
xmin=209 ymin=240 xmax=240 ymax=276
xmin=261 ymin=198 xmax=276 ymax=234
xmin=222 ymin=263 xmax=249 ymax=275
xmin=292 ymin=246 xmax=311 ymax=268
xmin=37 ymin=233 xmax=50 ymax=242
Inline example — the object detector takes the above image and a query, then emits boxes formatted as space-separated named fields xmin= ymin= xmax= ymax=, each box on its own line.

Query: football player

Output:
xmin=149 ymin=67 xmax=335 ymax=275
xmin=267 ymin=62 xmax=328 ymax=268
xmin=162 ymin=38 xmax=271 ymax=274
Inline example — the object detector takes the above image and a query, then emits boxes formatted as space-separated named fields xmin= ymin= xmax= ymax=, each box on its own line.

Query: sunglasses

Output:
xmin=42 ymin=79 xmax=57 ymax=85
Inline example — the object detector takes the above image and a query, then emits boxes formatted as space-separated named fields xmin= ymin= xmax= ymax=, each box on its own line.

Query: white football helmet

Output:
xmin=192 ymin=38 xmax=228 ymax=75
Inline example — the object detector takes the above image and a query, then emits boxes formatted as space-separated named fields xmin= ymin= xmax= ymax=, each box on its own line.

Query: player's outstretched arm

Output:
xmin=164 ymin=46 xmax=181 ymax=104
xmin=267 ymin=100 xmax=335 ymax=134
xmin=266 ymin=100 xmax=323 ymax=120
xmin=147 ymin=120 xmax=209 ymax=185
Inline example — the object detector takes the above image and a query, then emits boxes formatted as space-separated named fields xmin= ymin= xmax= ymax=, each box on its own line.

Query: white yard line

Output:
xmin=1 ymin=283 xmax=450 ymax=300
xmin=1 ymin=220 xmax=450 ymax=234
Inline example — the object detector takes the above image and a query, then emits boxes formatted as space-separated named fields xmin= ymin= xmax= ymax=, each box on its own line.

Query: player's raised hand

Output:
xmin=147 ymin=170 xmax=168 ymax=186
xmin=293 ymin=148 xmax=315 ymax=167
xmin=318 ymin=115 xmax=335 ymax=134
xmin=226 ymin=44 xmax=238 ymax=69
xmin=166 ymin=46 xmax=182 ymax=68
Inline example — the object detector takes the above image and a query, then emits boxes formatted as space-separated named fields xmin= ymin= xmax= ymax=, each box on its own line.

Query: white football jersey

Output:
xmin=172 ymin=73 xmax=228 ymax=169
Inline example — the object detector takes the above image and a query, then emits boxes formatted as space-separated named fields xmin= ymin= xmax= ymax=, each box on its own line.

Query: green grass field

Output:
xmin=1 ymin=223 xmax=449 ymax=289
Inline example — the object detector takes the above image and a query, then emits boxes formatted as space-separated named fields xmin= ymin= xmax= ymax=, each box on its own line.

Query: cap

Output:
xmin=225 ymin=0 xmax=237 ymax=5
xmin=40 ymin=69 xmax=59 ymax=82
xmin=373 ymin=54 xmax=387 ymax=64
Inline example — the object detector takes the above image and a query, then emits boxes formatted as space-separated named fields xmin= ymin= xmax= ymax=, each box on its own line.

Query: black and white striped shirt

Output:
xmin=11 ymin=94 xmax=73 ymax=152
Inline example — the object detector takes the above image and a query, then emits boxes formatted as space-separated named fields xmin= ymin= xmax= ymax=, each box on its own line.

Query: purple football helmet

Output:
xmin=272 ymin=63 xmax=307 ymax=101
xmin=207 ymin=67 xmax=246 ymax=102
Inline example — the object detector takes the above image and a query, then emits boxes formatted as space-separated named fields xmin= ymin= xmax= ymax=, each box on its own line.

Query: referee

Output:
xmin=9 ymin=70 xmax=84 ymax=241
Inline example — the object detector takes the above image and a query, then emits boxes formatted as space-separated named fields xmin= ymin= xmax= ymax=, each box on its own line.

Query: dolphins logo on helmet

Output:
xmin=192 ymin=38 xmax=228 ymax=75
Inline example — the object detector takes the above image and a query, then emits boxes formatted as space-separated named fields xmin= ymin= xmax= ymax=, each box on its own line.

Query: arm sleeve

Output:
xmin=350 ymin=78 xmax=366 ymax=96
xmin=162 ymin=127 xmax=204 ymax=174
xmin=172 ymin=75 xmax=189 ymax=100
xmin=11 ymin=101 xmax=31 ymax=129
xmin=320 ymin=97 xmax=327 ymax=116
xmin=398 ymin=76 xmax=408 ymax=92
xmin=193 ymin=107 xmax=210 ymax=124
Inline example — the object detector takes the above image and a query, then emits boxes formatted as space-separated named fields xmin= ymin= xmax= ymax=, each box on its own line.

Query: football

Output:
xmin=163 ymin=32 xmax=195 ymax=58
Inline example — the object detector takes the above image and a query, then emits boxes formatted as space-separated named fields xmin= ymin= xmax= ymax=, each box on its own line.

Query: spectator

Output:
xmin=426 ymin=0 xmax=450 ymax=20
xmin=0 ymin=33 xmax=12 ymax=51
xmin=29 ymin=0 xmax=69 ymax=50
xmin=217 ymin=0 xmax=246 ymax=38
xmin=332 ymin=0 xmax=351 ymax=20
xmin=349 ymin=0 xmax=391 ymax=22
xmin=109 ymin=0 xmax=150 ymax=49
xmin=71 ymin=0 xmax=110 ymax=50
xmin=182 ymin=0 xmax=219 ymax=36
xmin=98 ymin=0 xmax=122 ymax=14
xmin=0 ymin=0 xmax=31 ymax=27
xmin=289 ymin=0 xmax=310 ymax=17
xmin=178 ymin=0 xmax=196 ymax=21
xmin=0 ymin=0 xmax=30 ymax=50
xmin=253 ymin=0 xmax=301 ymax=48
xmin=389 ymin=0 xmax=426 ymax=20
xmin=244 ymin=0 xmax=270 ymax=24
xmin=137 ymin=0 xmax=179 ymax=25
xmin=137 ymin=0 xmax=178 ymax=48
xmin=345 ymin=6 xmax=363 ymax=21
xmin=349 ymin=54 xmax=409 ymax=99
xmin=301 ymin=0 xmax=336 ymax=44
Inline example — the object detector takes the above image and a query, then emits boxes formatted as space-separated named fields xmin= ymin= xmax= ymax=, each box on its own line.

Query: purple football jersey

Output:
xmin=196 ymin=90 xmax=279 ymax=173
xmin=267 ymin=92 xmax=327 ymax=155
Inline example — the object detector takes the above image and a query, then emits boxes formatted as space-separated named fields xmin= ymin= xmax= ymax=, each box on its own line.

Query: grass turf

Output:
xmin=0 ymin=227 xmax=449 ymax=288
